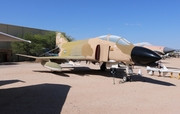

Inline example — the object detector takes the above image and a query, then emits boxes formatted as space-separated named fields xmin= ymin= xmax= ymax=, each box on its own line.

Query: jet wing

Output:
xmin=16 ymin=54 xmax=87 ymax=62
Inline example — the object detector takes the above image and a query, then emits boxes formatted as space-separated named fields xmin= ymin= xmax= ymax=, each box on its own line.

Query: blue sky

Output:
xmin=0 ymin=0 xmax=180 ymax=49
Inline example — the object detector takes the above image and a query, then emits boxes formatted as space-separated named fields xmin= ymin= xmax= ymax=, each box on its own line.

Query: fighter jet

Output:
xmin=0 ymin=32 xmax=31 ymax=43
xmin=17 ymin=32 xmax=161 ymax=81
xmin=134 ymin=42 xmax=175 ymax=55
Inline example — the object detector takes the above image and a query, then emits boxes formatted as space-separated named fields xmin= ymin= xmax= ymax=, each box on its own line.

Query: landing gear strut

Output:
xmin=124 ymin=65 xmax=133 ymax=82
xmin=110 ymin=67 xmax=132 ymax=84
xmin=110 ymin=68 xmax=116 ymax=84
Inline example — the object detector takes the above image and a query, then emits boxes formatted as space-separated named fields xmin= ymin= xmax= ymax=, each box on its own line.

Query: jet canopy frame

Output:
xmin=99 ymin=35 xmax=131 ymax=45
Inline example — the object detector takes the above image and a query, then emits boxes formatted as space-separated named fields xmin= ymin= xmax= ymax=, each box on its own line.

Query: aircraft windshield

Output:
xmin=99 ymin=35 xmax=131 ymax=45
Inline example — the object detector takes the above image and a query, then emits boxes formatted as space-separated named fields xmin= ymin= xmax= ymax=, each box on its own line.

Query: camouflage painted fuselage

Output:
xmin=58 ymin=35 xmax=134 ymax=64
xmin=16 ymin=33 xmax=162 ymax=72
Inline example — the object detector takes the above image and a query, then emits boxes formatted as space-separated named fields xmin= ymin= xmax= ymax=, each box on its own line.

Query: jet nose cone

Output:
xmin=163 ymin=47 xmax=175 ymax=54
xmin=131 ymin=46 xmax=161 ymax=65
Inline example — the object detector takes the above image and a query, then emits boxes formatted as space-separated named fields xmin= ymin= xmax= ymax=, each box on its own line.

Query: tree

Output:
xmin=61 ymin=32 xmax=74 ymax=42
xmin=11 ymin=31 xmax=74 ymax=56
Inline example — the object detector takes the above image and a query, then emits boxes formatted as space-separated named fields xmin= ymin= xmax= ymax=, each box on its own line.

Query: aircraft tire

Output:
xmin=127 ymin=76 xmax=132 ymax=82
xmin=122 ymin=75 xmax=127 ymax=82
xmin=100 ymin=62 xmax=106 ymax=71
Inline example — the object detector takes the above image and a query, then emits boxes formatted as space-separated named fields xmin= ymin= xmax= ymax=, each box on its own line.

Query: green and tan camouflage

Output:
xmin=17 ymin=32 xmax=161 ymax=71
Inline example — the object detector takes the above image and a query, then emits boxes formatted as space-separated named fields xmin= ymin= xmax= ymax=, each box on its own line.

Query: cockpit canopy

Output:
xmin=99 ymin=35 xmax=132 ymax=45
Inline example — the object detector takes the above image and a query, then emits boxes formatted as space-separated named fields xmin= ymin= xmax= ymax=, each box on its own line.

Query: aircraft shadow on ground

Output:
xmin=34 ymin=67 xmax=175 ymax=86
xmin=0 ymin=62 xmax=19 ymax=65
xmin=0 ymin=83 xmax=70 ymax=114
xmin=166 ymin=67 xmax=180 ymax=70
xmin=0 ymin=80 xmax=25 ymax=86
xmin=130 ymin=74 xmax=176 ymax=86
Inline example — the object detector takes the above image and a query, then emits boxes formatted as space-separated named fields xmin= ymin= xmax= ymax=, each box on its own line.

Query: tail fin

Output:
xmin=56 ymin=32 xmax=68 ymax=48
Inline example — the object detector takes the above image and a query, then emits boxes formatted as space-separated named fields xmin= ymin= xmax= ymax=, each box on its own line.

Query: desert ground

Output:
xmin=1 ymin=58 xmax=180 ymax=114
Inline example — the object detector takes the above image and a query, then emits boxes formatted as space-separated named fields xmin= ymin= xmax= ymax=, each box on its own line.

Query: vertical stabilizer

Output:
xmin=56 ymin=32 xmax=68 ymax=48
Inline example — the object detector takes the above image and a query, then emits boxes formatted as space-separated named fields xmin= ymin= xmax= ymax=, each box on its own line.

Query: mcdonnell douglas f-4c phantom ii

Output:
xmin=17 ymin=32 xmax=161 ymax=82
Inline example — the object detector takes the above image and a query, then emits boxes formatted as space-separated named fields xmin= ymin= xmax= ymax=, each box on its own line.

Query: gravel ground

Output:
xmin=0 ymin=58 xmax=180 ymax=114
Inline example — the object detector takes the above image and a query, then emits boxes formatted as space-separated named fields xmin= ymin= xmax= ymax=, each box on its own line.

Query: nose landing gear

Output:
xmin=110 ymin=66 xmax=132 ymax=84
xmin=121 ymin=75 xmax=132 ymax=83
